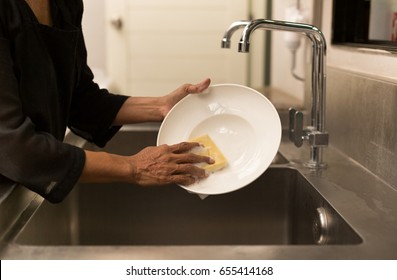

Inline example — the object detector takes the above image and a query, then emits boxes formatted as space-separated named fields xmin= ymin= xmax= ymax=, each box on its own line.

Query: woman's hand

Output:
xmin=128 ymin=142 xmax=214 ymax=186
xmin=159 ymin=78 xmax=211 ymax=118
xmin=81 ymin=142 xmax=213 ymax=186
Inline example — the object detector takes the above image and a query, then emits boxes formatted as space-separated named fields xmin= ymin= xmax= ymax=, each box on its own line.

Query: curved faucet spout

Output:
xmin=238 ymin=19 xmax=326 ymax=53
xmin=221 ymin=20 xmax=250 ymax=48
xmin=237 ymin=19 xmax=328 ymax=168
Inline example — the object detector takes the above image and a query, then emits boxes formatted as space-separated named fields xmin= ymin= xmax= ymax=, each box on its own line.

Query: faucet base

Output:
xmin=304 ymin=161 xmax=328 ymax=169
xmin=303 ymin=146 xmax=327 ymax=169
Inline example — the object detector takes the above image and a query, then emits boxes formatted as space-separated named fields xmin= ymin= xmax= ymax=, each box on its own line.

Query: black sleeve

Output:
xmin=0 ymin=35 xmax=85 ymax=203
xmin=68 ymin=58 xmax=128 ymax=148
xmin=66 ymin=0 xmax=129 ymax=147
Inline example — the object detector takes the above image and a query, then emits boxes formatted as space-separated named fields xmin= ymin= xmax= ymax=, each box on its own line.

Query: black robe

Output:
xmin=0 ymin=0 xmax=128 ymax=202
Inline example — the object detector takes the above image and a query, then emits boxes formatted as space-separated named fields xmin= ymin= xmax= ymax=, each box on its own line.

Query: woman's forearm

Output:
xmin=112 ymin=96 xmax=166 ymax=126
xmin=79 ymin=150 xmax=134 ymax=183
xmin=112 ymin=78 xmax=211 ymax=126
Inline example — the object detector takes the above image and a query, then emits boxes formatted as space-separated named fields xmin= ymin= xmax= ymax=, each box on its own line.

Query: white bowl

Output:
xmin=157 ymin=84 xmax=281 ymax=195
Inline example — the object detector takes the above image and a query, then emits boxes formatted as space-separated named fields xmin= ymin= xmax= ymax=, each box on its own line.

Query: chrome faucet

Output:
xmin=223 ymin=19 xmax=329 ymax=168
xmin=221 ymin=20 xmax=250 ymax=48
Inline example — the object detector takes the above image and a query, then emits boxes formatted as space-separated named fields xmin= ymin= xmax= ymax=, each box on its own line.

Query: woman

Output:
xmin=0 ymin=0 xmax=212 ymax=203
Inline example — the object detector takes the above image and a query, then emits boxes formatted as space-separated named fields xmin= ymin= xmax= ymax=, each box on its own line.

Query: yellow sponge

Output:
xmin=188 ymin=134 xmax=228 ymax=172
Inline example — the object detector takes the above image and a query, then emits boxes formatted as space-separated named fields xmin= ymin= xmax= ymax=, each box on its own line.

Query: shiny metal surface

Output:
xmin=226 ymin=19 xmax=328 ymax=168
xmin=14 ymin=167 xmax=360 ymax=246
xmin=313 ymin=207 xmax=330 ymax=245
xmin=1 ymin=124 xmax=397 ymax=259
xmin=271 ymin=152 xmax=288 ymax=165
xmin=327 ymin=67 xmax=397 ymax=191
xmin=221 ymin=20 xmax=250 ymax=48
xmin=289 ymin=108 xmax=304 ymax=147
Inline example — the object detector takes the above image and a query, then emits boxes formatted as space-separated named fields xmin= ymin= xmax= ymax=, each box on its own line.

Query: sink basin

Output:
xmin=16 ymin=168 xmax=361 ymax=246
xmin=15 ymin=126 xmax=361 ymax=246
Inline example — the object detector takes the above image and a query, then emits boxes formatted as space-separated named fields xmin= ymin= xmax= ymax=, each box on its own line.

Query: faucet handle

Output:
xmin=307 ymin=130 xmax=329 ymax=147
xmin=289 ymin=108 xmax=304 ymax=147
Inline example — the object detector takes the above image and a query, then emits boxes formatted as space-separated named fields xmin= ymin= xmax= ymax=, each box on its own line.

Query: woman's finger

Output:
xmin=170 ymin=153 xmax=213 ymax=165
xmin=170 ymin=164 xmax=209 ymax=185
xmin=168 ymin=142 xmax=199 ymax=153
xmin=186 ymin=78 xmax=211 ymax=93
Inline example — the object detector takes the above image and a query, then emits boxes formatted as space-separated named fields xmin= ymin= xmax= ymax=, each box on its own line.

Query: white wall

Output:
xmin=104 ymin=0 xmax=261 ymax=97
xmin=81 ymin=0 xmax=107 ymax=76
xmin=80 ymin=0 xmax=269 ymax=96
xmin=270 ymin=0 xmax=313 ymax=102
xmin=127 ymin=0 xmax=248 ymax=96
xmin=369 ymin=0 xmax=397 ymax=40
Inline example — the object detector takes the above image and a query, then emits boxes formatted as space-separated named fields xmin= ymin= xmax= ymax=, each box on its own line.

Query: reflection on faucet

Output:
xmin=221 ymin=20 xmax=250 ymax=48
xmin=222 ymin=19 xmax=329 ymax=168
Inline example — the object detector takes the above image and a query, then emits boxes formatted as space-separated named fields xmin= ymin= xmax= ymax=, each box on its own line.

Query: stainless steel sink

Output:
xmin=15 ymin=127 xmax=361 ymax=247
